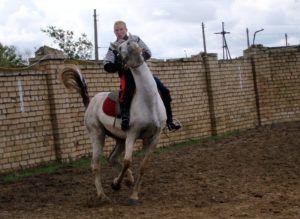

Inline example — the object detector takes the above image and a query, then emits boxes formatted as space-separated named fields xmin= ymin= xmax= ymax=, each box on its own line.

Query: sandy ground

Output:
xmin=0 ymin=121 xmax=299 ymax=219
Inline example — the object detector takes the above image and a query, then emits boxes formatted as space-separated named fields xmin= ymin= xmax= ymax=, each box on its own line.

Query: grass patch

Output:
xmin=1 ymin=130 xmax=240 ymax=184
xmin=154 ymin=130 xmax=239 ymax=155
xmin=135 ymin=129 xmax=240 ymax=156
xmin=0 ymin=157 xmax=92 ymax=184
xmin=1 ymin=163 xmax=63 ymax=184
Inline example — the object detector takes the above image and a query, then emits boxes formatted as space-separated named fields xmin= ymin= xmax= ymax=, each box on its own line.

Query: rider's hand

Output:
xmin=104 ymin=62 xmax=118 ymax=73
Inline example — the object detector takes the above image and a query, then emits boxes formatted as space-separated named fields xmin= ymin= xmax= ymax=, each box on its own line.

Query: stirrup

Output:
xmin=163 ymin=119 xmax=182 ymax=134
xmin=121 ymin=116 xmax=130 ymax=131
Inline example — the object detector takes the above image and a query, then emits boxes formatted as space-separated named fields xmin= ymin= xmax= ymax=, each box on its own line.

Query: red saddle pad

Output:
xmin=102 ymin=97 xmax=117 ymax=117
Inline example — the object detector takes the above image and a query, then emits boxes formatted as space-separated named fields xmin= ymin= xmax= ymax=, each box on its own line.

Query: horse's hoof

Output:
xmin=87 ymin=195 xmax=111 ymax=207
xmin=111 ymin=182 xmax=121 ymax=191
xmin=127 ymin=198 xmax=142 ymax=206
xmin=99 ymin=195 xmax=111 ymax=204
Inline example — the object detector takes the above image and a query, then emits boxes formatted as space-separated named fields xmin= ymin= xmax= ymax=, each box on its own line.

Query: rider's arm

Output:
xmin=104 ymin=48 xmax=118 ymax=73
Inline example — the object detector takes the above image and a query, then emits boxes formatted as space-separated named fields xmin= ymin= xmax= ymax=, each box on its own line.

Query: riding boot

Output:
xmin=120 ymin=103 xmax=130 ymax=131
xmin=164 ymin=98 xmax=182 ymax=131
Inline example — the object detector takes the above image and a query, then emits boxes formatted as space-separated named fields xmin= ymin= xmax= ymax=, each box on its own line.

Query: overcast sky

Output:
xmin=1 ymin=0 xmax=300 ymax=60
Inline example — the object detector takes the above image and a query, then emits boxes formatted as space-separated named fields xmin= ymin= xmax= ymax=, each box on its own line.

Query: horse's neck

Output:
xmin=131 ymin=63 xmax=158 ymax=96
xmin=130 ymin=61 xmax=166 ymax=125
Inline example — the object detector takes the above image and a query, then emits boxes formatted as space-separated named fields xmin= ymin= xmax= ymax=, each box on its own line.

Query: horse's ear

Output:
xmin=128 ymin=33 xmax=134 ymax=40
xmin=110 ymin=42 xmax=118 ymax=50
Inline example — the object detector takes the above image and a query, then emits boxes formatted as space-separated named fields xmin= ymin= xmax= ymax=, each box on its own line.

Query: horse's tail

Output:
xmin=61 ymin=66 xmax=90 ymax=109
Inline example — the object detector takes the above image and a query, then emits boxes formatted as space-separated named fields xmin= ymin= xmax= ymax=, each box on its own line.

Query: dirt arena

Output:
xmin=1 ymin=121 xmax=299 ymax=218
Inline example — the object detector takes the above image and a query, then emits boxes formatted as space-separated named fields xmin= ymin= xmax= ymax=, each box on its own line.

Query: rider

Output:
xmin=104 ymin=20 xmax=181 ymax=131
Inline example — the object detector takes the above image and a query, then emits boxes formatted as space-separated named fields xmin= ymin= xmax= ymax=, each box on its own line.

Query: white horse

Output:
xmin=61 ymin=34 xmax=167 ymax=205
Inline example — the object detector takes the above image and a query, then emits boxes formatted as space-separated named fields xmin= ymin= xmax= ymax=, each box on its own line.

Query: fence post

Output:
xmin=202 ymin=54 xmax=217 ymax=136
xmin=250 ymin=56 xmax=262 ymax=126
xmin=45 ymin=67 xmax=62 ymax=162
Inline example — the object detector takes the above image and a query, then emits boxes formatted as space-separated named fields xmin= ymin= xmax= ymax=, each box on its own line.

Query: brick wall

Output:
xmin=209 ymin=55 xmax=258 ymax=133
xmin=0 ymin=70 xmax=56 ymax=171
xmin=1 ymin=45 xmax=299 ymax=173
xmin=247 ymin=46 xmax=300 ymax=125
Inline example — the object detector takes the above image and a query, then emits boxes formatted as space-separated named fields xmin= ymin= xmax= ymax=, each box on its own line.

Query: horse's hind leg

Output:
xmin=111 ymin=131 xmax=138 ymax=191
xmin=88 ymin=128 xmax=110 ymax=202
xmin=108 ymin=139 xmax=134 ymax=189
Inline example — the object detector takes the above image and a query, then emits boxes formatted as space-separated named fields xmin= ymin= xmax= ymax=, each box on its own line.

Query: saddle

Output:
xmin=102 ymin=91 xmax=122 ymax=118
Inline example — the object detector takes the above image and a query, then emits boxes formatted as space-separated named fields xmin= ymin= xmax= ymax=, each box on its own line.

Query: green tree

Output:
xmin=41 ymin=26 xmax=93 ymax=59
xmin=0 ymin=43 xmax=26 ymax=67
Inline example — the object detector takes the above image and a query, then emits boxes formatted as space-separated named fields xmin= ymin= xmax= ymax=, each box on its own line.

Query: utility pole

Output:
xmin=93 ymin=9 xmax=99 ymax=61
xmin=184 ymin=50 xmax=188 ymax=58
xmin=214 ymin=22 xmax=231 ymax=60
xmin=202 ymin=22 xmax=207 ymax=53
xmin=246 ymin=28 xmax=250 ymax=48
xmin=285 ymin=33 xmax=288 ymax=46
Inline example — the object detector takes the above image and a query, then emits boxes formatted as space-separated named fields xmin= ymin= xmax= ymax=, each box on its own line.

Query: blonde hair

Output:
xmin=114 ymin=20 xmax=127 ymax=29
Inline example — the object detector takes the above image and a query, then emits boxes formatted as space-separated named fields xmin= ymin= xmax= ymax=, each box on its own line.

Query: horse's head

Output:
xmin=111 ymin=34 xmax=144 ymax=68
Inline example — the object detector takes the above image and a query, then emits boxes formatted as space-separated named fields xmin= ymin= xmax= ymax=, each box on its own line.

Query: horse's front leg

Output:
xmin=111 ymin=132 xmax=137 ymax=190
xmin=128 ymin=133 xmax=161 ymax=205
